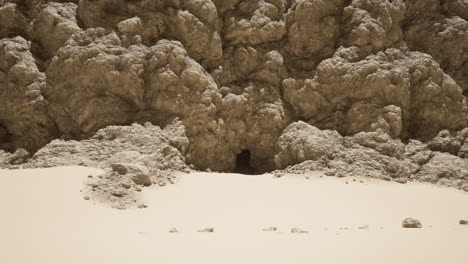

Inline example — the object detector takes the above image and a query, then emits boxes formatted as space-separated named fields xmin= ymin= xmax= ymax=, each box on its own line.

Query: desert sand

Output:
xmin=1 ymin=166 xmax=467 ymax=264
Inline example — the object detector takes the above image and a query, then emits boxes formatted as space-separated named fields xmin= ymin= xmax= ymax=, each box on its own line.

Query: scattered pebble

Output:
xmin=358 ymin=225 xmax=369 ymax=230
xmin=360 ymin=180 xmax=364 ymax=183
xmin=198 ymin=227 xmax=214 ymax=233
xmin=291 ymin=227 xmax=308 ymax=234
xmin=87 ymin=175 xmax=93 ymax=178
xmin=402 ymin=218 xmax=422 ymax=228
xmin=169 ymin=228 xmax=178 ymax=233
xmin=345 ymin=181 xmax=349 ymax=184
xmin=460 ymin=220 xmax=468 ymax=225
xmin=84 ymin=196 xmax=90 ymax=200
xmin=111 ymin=190 xmax=126 ymax=197
xmin=262 ymin=227 xmax=277 ymax=232
xmin=137 ymin=204 xmax=147 ymax=209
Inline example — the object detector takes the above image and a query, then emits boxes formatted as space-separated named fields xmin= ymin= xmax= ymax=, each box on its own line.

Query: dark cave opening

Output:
xmin=234 ymin=150 xmax=259 ymax=175
xmin=0 ymin=123 xmax=14 ymax=152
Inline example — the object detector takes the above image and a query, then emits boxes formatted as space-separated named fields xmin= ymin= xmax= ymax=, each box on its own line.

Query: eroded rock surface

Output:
xmin=274 ymin=121 xmax=467 ymax=192
xmin=26 ymin=119 xmax=189 ymax=173
xmin=0 ymin=37 xmax=57 ymax=152
xmin=1 ymin=0 xmax=467 ymax=199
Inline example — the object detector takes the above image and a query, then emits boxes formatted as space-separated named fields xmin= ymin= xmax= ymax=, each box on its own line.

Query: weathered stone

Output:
xmin=402 ymin=218 xmax=422 ymax=228
xmin=291 ymin=227 xmax=308 ymax=233
xmin=198 ymin=227 xmax=214 ymax=233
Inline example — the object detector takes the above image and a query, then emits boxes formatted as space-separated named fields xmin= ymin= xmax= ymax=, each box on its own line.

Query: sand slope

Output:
xmin=1 ymin=167 xmax=468 ymax=264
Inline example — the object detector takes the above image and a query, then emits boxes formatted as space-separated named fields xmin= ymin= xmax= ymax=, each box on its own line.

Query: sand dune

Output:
xmin=1 ymin=166 xmax=468 ymax=264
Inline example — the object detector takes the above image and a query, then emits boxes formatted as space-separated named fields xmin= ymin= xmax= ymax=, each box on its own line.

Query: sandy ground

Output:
xmin=1 ymin=167 xmax=468 ymax=264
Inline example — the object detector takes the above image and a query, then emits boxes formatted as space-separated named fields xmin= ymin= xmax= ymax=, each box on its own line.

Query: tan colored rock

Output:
xmin=274 ymin=121 xmax=343 ymax=169
xmin=198 ymin=227 xmax=214 ymax=232
xmin=342 ymin=0 xmax=405 ymax=55
xmin=0 ymin=0 xmax=467 ymax=187
xmin=291 ymin=227 xmax=308 ymax=233
xmin=402 ymin=218 xmax=422 ymax=228
xmin=223 ymin=0 xmax=286 ymax=45
xmin=404 ymin=0 xmax=468 ymax=92
xmin=282 ymin=48 xmax=467 ymax=140
xmin=415 ymin=153 xmax=468 ymax=187
xmin=0 ymin=37 xmax=58 ymax=152
xmin=0 ymin=3 xmax=29 ymax=38
xmin=286 ymin=0 xmax=343 ymax=62
xmin=29 ymin=2 xmax=82 ymax=59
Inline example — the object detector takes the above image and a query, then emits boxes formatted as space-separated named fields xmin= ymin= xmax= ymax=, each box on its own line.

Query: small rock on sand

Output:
xmin=262 ymin=227 xmax=277 ymax=231
xmin=358 ymin=225 xmax=369 ymax=230
xmin=137 ymin=204 xmax=148 ymax=209
xmin=169 ymin=228 xmax=178 ymax=233
xmin=402 ymin=218 xmax=422 ymax=228
xmin=198 ymin=227 xmax=214 ymax=233
xmin=459 ymin=220 xmax=468 ymax=225
xmin=291 ymin=227 xmax=308 ymax=233
xmin=83 ymin=196 xmax=90 ymax=200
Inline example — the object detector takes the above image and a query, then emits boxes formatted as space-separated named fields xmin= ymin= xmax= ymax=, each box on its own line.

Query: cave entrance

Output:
xmin=234 ymin=150 xmax=258 ymax=175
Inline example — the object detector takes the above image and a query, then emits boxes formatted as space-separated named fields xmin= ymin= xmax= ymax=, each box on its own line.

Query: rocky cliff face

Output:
xmin=1 ymin=0 xmax=467 ymax=178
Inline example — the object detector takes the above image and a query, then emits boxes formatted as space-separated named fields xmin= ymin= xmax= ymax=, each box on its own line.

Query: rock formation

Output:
xmin=0 ymin=0 xmax=467 ymax=193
